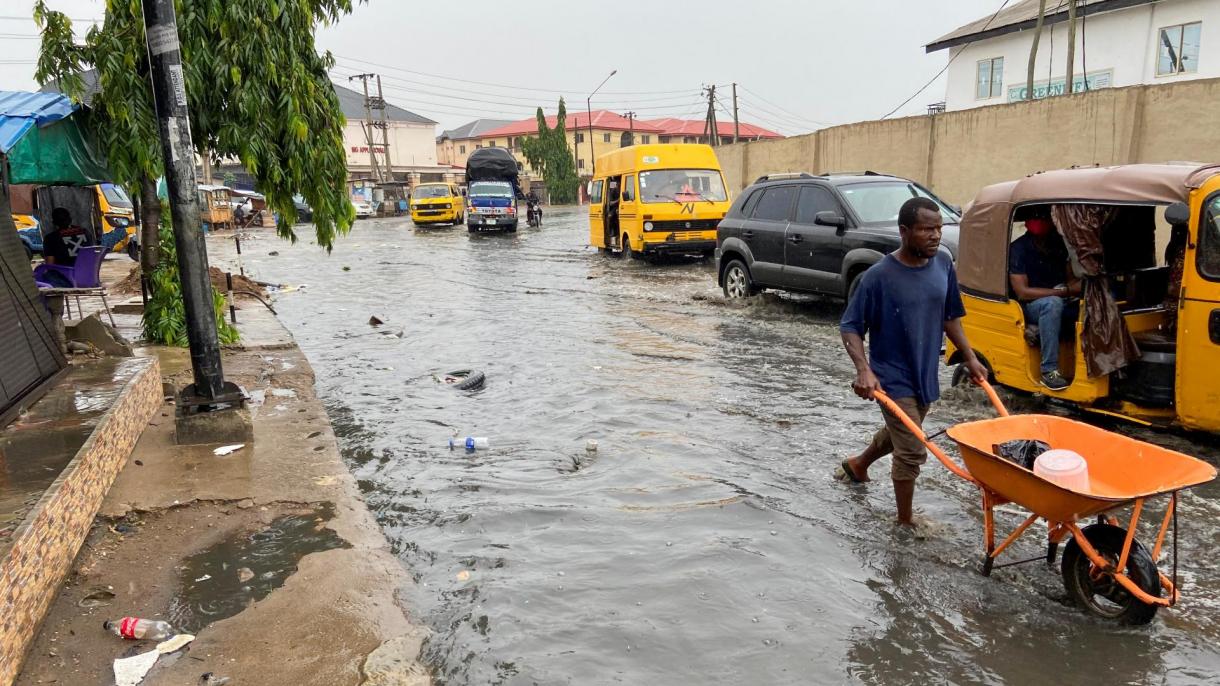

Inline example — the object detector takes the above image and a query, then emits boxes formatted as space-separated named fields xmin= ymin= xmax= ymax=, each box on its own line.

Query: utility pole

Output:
xmin=1065 ymin=0 xmax=1079 ymax=94
xmin=1026 ymin=0 xmax=1048 ymax=100
xmin=348 ymin=73 xmax=381 ymax=182
xmin=703 ymin=85 xmax=719 ymax=147
xmin=731 ymin=83 xmax=740 ymax=143
xmin=376 ymin=75 xmax=391 ymax=181
xmin=625 ymin=110 xmax=635 ymax=146
xmin=140 ymin=0 xmax=229 ymax=404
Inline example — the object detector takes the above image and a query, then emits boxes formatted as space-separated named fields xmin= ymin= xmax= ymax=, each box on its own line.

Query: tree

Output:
xmin=34 ymin=0 xmax=357 ymax=259
xmin=521 ymin=98 xmax=580 ymax=204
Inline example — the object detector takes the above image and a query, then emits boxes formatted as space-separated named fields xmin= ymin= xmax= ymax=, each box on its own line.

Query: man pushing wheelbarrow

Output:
xmin=836 ymin=200 xmax=1216 ymax=624
xmin=836 ymin=197 xmax=989 ymax=526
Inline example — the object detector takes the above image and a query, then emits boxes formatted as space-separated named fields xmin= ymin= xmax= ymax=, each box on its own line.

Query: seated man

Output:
xmin=41 ymin=207 xmax=96 ymax=287
xmin=1009 ymin=216 xmax=1080 ymax=391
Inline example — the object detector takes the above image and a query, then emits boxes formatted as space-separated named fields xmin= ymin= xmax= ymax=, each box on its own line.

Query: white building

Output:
xmin=928 ymin=0 xmax=1219 ymax=112
xmin=333 ymin=83 xmax=444 ymax=179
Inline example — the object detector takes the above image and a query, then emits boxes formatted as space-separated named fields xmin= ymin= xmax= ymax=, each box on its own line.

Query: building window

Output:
xmin=578 ymin=159 xmax=585 ymax=170
xmin=459 ymin=145 xmax=466 ymax=154
xmin=487 ymin=140 xmax=496 ymax=148
xmin=658 ymin=135 xmax=670 ymax=143
xmin=602 ymin=133 xmax=611 ymax=143
xmin=641 ymin=134 xmax=651 ymax=144
xmin=1158 ymin=22 xmax=1202 ymax=76
xmin=475 ymin=144 xmax=482 ymax=149
xmin=976 ymin=57 xmax=1003 ymax=99
xmin=577 ymin=132 xmax=585 ymax=143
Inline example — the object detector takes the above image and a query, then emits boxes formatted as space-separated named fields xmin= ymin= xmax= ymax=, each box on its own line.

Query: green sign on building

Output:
xmin=1007 ymin=70 xmax=1114 ymax=102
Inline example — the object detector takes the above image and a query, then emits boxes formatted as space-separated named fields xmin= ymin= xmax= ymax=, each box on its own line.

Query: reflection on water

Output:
xmin=223 ymin=208 xmax=1220 ymax=684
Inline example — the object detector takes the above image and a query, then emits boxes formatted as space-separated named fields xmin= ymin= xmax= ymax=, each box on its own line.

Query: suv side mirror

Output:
xmin=1165 ymin=201 xmax=1190 ymax=226
xmin=814 ymin=211 xmax=846 ymax=228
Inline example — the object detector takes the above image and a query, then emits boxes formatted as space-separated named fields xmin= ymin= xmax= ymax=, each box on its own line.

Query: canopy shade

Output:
xmin=0 ymin=90 xmax=112 ymax=186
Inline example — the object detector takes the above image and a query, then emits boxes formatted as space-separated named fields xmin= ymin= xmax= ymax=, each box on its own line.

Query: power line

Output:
xmin=739 ymin=85 xmax=831 ymax=128
xmin=880 ymin=0 xmax=1014 ymax=119
xmin=332 ymin=53 xmax=697 ymax=96
xmin=331 ymin=67 xmax=702 ymax=113
xmin=736 ymin=98 xmax=817 ymax=133
xmin=333 ymin=61 xmax=699 ymax=106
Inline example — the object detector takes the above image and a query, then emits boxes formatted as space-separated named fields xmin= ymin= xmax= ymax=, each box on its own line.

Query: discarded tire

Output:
xmin=443 ymin=369 xmax=485 ymax=391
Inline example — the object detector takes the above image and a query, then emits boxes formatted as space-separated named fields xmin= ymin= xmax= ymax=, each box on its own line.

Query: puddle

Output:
xmin=167 ymin=504 xmax=349 ymax=633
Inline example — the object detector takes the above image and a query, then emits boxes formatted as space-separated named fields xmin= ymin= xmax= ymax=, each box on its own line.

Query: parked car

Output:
xmin=716 ymin=171 xmax=960 ymax=300
xmin=293 ymin=194 xmax=313 ymax=223
xmin=352 ymin=199 xmax=373 ymax=220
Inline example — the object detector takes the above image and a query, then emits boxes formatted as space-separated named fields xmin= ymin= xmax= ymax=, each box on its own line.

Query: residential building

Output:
xmin=436 ymin=119 xmax=515 ymax=169
xmin=928 ymin=0 xmax=1218 ymax=111
xmin=642 ymin=118 xmax=782 ymax=145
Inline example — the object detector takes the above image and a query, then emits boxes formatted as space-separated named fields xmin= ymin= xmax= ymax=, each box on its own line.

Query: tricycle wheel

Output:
xmin=1061 ymin=523 xmax=1160 ymax=625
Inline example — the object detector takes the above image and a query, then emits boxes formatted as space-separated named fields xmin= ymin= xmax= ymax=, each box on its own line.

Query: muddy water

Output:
xmin=229 ymin=207 xmax=1220 ymax=684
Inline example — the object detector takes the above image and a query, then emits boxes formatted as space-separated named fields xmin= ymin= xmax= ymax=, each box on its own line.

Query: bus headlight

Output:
xmin=643 ymin=222 xmax=654 ymax=231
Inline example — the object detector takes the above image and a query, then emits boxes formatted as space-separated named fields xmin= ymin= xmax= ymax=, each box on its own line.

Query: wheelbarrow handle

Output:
xmin=978 ymin=379 xmax=1010 ymax=417
xmin=874 ymin=390 xmax=977 ymax=485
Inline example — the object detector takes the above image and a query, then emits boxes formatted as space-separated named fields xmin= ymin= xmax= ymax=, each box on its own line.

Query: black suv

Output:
xmin=716 ymin=172 xmax=960 ymax=300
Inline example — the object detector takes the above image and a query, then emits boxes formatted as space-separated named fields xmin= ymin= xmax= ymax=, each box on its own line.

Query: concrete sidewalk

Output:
xmin=15 ymin=305 xmax=430 ymax=684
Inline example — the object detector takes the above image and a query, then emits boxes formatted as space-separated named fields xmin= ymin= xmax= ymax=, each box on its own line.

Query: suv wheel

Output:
xmin=722 ymin=259 xmax=755 ymax=299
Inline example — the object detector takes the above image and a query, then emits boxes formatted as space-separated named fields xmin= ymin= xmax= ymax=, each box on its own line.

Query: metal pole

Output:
xmin=708 ymin=85 xmax=719 ymax=147
xmin=1027 ymin=0 xmax=1047 ymax=100
xmin=732 ymin=83 xmax=740 ymax=143
xmin=1065 ymin=0 xmax=1078 ymax=94
xmin=226 ymin=271 xmax=236 ymax=324
xmin=141 ymin=0 xmax=225 ymax=401
xmin=587 ymin=70 xmax=616 ymax=177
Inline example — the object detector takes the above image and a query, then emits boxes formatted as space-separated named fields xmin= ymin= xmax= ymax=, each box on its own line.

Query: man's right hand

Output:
xmin=852 ymin=368 xmax=882 ymax=400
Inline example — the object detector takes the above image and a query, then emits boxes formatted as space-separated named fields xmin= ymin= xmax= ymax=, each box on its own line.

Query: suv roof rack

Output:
xmin=816 ymin=170 xmax=886 ymax=177
xmin=753 ymin=172 xmax=816 ymax=184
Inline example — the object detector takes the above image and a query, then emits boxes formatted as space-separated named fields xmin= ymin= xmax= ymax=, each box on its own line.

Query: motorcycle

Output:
xmin=526 ymin=201 xmax=542 ymax=228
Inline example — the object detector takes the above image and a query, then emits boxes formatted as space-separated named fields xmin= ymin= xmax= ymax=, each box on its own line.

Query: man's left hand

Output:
xmin=964 ymin=357 xmax=989 ymax=385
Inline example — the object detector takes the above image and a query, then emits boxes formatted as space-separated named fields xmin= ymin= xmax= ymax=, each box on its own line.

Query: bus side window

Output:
xmin=622 ymin=175 xmax=635 ymax=203
xmin=590 ymin=180 xmax=604 ymax=204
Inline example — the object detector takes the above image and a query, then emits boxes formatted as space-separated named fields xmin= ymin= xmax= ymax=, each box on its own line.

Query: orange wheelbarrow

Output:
xmin=876 ymin=382 xmax=1216 ymax=624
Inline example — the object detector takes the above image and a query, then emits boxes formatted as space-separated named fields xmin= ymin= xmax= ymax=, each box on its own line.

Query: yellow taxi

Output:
xmin=409 ymin=182 xmax=465 ymax=226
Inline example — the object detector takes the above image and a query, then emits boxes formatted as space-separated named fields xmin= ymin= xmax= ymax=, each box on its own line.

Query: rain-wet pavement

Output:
xmin=0 ymin=357 xmax=148 ymax=552
xmin=226 ymin=206 xmax=1220 ymax=684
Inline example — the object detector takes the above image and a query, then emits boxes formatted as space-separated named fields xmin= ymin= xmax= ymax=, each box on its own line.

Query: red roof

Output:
xmin=479 ymin=109 xmax=665 ymax=138
xmin=642 ymin=118 xmax=783 ymax=140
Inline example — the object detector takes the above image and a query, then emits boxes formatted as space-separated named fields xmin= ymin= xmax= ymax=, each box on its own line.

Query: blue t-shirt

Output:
xmin=1009 ymin=232 xmax=1069 ymax=290
xmin=839 ymin=252 xmax=966 ymax=405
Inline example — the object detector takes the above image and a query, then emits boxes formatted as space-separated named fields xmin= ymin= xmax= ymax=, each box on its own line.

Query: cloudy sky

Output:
xmin=2 ymin=1 xmax=997 ymax=134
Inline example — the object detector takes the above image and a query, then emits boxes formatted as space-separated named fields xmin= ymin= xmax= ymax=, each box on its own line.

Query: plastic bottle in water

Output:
xmin=448 ymin=436 xmax=489 ymax=451
xmin=103 ymin=617 xmax=175 ymax=641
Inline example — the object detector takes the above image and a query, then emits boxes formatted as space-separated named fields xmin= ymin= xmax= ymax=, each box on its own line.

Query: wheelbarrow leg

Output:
xmin=982 ymin=491 xmax=996 ymax=577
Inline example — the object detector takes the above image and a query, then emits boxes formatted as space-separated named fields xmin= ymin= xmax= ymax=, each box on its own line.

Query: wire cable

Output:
xmin=880 ymin=0 xmax=1014 ymax=119
xmin=739 ymin=85 xmax=831 ymax=128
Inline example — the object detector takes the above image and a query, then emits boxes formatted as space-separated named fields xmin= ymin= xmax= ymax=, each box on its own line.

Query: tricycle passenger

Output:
xmin=1008 ymin=214 xmax=1080 ymax=391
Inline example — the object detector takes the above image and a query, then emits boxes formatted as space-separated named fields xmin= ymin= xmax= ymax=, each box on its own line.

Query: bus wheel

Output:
xmin=622 ymin=236 xmax=638 ymax=260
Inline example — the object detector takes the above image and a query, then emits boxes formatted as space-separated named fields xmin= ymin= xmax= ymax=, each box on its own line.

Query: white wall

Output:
xmin=344 ymin=121 xmax=438 ymax=171
xmin=944 ymin=0 xmax=1220 ymax=110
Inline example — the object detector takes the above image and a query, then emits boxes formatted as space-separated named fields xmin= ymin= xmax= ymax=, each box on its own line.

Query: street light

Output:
xmin=587 ymin=69 xmax=617 ymax=178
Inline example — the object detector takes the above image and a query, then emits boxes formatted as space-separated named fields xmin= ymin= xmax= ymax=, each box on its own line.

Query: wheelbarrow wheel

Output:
xmin=1061 ymin=523 xmax=1161 ymax=625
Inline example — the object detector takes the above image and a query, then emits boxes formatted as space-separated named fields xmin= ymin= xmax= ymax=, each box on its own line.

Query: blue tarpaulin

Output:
xmin=0 ymin=90 xmax=77 ymax=154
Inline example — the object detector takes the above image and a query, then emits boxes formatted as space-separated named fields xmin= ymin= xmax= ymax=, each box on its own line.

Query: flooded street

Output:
xmin=230 ymin=206 xmax=1220 ymax=685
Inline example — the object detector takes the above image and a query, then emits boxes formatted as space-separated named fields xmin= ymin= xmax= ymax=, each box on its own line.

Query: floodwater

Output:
xmin=229 ymin=207 xmax=1220 ymax=685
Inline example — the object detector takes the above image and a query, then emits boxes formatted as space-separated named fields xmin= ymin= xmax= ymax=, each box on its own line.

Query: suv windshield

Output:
xmin=639 ymin=169 xmax=728 ymax=204
xmin=838 ymin=181 xmax=959 ymax=224
xmin=413 ymin=185 xmax=451 ymax=199
xmin=470 ymin=181 xmax=513 ymax=197
xmin=101 ymin=183 xmax=133 ymax=208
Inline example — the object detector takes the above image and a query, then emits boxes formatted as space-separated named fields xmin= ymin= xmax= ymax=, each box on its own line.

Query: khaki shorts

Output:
xmin=867 ymin=396 xmax=930 ymax=482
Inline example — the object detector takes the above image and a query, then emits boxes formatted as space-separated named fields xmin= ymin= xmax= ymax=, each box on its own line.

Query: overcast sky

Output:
xmin=2 ymin=0 xmax=997 ymax=134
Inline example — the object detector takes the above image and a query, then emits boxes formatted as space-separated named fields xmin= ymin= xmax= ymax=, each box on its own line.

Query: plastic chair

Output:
xmin=32 ymin=246 xmax=115 ymax=326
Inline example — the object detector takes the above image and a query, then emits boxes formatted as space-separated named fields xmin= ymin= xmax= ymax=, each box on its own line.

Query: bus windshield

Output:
xmin=469 ymin=181 xmax=513 ymax=197
xmin=639 ymin=169 xmax=727 ymax=204
xmin=413 ymin=185 xmax=451 ymax=199
xmin=101 ymin=183 xmax=133 ymax=208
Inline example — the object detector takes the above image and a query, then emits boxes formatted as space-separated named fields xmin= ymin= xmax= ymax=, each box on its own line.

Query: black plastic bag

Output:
xmin=994 ymin=439 xmax=1050 ymax=470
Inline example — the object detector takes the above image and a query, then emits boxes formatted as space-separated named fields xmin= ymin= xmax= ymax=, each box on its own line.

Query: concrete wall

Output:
xmin=717 ymin=76 xmax=1220 ymax=206
xmin=945 ymin=0 xmax=1220 ymax=110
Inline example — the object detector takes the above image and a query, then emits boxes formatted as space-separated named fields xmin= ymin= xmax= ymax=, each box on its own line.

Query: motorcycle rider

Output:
xmin=526 ymin=190 xmax=542 ymax=226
